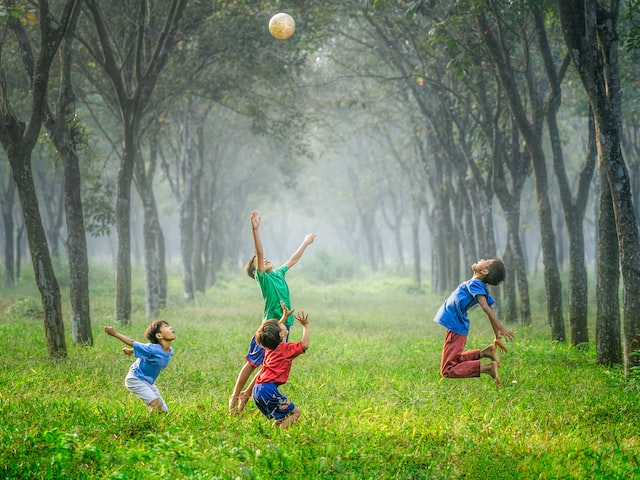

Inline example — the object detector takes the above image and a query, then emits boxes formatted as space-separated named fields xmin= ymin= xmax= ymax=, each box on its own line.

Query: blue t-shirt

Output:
xmin=434 ymin=279 xmax=495 ymax=335
xmin=129 ymin=342 xmax=174 ymax=384
xmin=256 ymin=265 xmax=293 ymax=326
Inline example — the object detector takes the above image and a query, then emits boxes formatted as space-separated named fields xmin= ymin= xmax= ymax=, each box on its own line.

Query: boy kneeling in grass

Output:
xmin=252 ymin=301 xmax=309 ymax=429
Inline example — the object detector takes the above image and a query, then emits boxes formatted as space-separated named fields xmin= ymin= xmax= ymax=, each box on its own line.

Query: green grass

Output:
xmin=0 ymin=268 xmax=638 ymax=479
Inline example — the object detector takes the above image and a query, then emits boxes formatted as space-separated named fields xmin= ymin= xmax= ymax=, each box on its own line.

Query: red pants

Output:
xmin=440 ymin=330 xmax=480 ymax=378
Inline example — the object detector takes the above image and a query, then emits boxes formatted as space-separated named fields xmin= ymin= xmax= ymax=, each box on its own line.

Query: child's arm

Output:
xmin=295 ymin=311 xmax=310 ymax=351
xmin=250 ymin=210 xmax=265 ymax=274
xmin=477 ymin=296 xmax=514 ymax=352
xmin=104 ymin=326 xmax=134 ymax=347
xmin=285 ymin=233 xmax=316 ymax=269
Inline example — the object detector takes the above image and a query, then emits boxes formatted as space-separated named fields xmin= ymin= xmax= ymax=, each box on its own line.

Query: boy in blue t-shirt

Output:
xmin=434 ymin=258 xmax=514 ymax=386
xmin=104 ymin=320 xmax=176 ymax=413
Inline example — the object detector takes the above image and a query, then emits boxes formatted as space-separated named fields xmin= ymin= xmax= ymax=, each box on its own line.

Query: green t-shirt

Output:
xmin=255 ymin=265 xmax=293 ymax=326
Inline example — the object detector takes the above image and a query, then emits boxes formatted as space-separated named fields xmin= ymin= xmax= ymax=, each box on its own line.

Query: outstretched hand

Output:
xmin=250 ymin=210 xmax=260 ymax=230
xmin=494 ymin=328 xmax=515 ymax=353
xmin=104 ymin=326 xmax=117 ymax=336
xmin=295 ymin=311 xmax=309 ymax=327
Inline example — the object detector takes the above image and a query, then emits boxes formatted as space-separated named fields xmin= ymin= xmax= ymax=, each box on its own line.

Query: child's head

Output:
xmin=244 ymin=255 xmax=273 ymax=279
xmin=255 ymin=319 xmax=287 ymax=350
xmin=145 ymin=320 xmax=170 ymax=344
xmin=477 ymin=258 xmax=505 ymax=285
xmin=245 ymin=255 xmax=257 ymax=279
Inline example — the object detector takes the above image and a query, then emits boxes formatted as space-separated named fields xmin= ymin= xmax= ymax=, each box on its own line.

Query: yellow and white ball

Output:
xmin=269 ymin=13 xmax=295 ymax=40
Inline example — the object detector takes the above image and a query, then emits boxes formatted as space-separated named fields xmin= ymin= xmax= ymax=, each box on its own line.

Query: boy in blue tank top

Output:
xmin=434 ymin=258 xmax=515 ymax=386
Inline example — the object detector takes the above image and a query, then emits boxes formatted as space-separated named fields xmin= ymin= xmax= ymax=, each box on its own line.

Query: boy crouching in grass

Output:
xmin=104 ymin=320 xmax=176 ymax=413
xmin=252 ymin=301 xmax=309 ymax=429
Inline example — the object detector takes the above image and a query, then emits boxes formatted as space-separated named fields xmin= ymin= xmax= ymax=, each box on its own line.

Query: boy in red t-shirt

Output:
xmin=252 ymin=302 xmax=309 ymax=429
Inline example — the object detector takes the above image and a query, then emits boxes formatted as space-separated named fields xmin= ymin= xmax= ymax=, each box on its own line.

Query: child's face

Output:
xmin=472 ymin=258 xmax=495 ymax=276
xmin=278 ymin=323 xmax=288 ymax=342
xmin=157 ymin=323 xmax=176 ymax=341
xmin=255 ymin=257 xmax=273 ymax=273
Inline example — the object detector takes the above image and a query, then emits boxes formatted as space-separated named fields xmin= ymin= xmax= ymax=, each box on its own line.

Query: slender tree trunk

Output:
xmin=47 ymin=7 xmax=92 ymax=345
xmin=596 ymin=162 xmax=622 ymax=365
xmin=11 ymin=155 xmax=66 ymax=357
xmin=115 ymin=121 xmax=135 ymax=324
xmin=179 ymin=103 xmax=196 ymax=302
xmin=2 ymin=175 xmax=16 ymax=287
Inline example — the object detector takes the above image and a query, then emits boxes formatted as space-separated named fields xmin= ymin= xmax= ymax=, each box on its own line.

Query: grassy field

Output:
xmin=0 ymin=266 xmax=638 ymax=479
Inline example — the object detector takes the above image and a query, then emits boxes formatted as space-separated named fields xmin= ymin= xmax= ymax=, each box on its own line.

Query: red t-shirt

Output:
xmin=255 ymin=341 xmax=304 ymax=385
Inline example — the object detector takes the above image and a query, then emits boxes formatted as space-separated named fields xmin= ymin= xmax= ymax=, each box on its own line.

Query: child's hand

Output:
xmin=104 ymin=326 xmax=116 ymax=336
xmin=304 ymin=233 xmax=316 ymax=245
xmin=494 ymin=338 xmax=508 ymax=353
xmin=123 ymin=347 xmax=133 ymax=356
xmin=251 ymin=210 xmax=260 ymax=230
xmin=279 ymin=300 xmax=294 ymax=324
xmin=295 ymin=311 xmax=309 ymax=327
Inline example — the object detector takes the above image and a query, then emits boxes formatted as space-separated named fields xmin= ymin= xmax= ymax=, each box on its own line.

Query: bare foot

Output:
xmin=228 ymin=396 xmax=239 ymax=415
xmin=276 ymin=409 xmax=300 ymax=429
xmin=488 ymin=360 xmax=500 ymax=387
xmin=481 ymin=343 xmax=500 ymax=366
xmin=237 ymin=391 xmax=251 ymax=413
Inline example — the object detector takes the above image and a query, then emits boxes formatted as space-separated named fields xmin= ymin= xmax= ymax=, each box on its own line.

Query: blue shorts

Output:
xmin=245 ymin=325 xmax=290 ymax=367
xmin=252 ymin=382 xmax=295 ymax=420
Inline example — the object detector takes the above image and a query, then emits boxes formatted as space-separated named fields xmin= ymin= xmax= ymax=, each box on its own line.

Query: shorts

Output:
xmin=124 ymin=371 xmax=168 ymax=412
xmin=246 ymin=324 xmax=291 ymax=367
xmin=252 ymin=382 xmax=295 ymax=420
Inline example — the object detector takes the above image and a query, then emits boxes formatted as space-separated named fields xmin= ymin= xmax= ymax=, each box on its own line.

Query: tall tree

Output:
xmin=43 ymin=4 xmax=93 ymax=344
xmin=0 ymin=0 xmax=79 ymax=358
xmin=81 ymin=0 xmax=188 ymax=324
xmin=557 ymin=0 xmax=640 ymax=372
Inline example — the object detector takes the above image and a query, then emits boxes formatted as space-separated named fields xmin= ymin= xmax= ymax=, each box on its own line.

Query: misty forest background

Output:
xmin=1 ymin=0 xmax=640 ymax=373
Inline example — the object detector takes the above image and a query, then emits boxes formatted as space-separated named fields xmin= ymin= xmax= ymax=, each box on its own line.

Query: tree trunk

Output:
xmin=46 ymin=7 xmax=93 ymax=345
xmin=11 ymin=155 xmax=66 ymax=358
xmin=2 ymin=175 xmax=16 ymax=287
xmin=179 ymin=103 xmax=196 ymax=302
xmin=596 ymin=162 xmax=622 ymax=365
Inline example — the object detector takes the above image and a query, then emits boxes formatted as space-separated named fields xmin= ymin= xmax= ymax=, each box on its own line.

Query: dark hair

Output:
xmin=245 ymin=255 xmax=257 ymax=279
xmin=145 ymin=320 xmax=168 ymax=344
xmin=255 ymin=320 xmax=282 ymax=350
xmin=483 ymin=259 xmax=506 ymax=286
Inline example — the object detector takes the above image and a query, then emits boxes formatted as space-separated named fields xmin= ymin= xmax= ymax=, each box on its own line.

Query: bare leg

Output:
xmin=229 ymin=362 xmax=256 ymax=415
xmin=480 ymin=360 xmax=500 ymax=387
xmin=276 ymin=407 xmax=300 ymax=429
xmin=480 ymin=343 xmax=500 ymax=366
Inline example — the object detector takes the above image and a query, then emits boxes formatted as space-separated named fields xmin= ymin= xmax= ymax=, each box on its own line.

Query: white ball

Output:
xmin=269 ymin=12 xmax=295 ymax=40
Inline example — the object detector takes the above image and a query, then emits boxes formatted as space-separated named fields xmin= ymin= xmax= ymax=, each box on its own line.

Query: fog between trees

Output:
xmin=0 ymin=1 xmax=639 ymax=367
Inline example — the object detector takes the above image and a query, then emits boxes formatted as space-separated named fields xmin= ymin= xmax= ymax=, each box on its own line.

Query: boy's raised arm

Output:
xmin=251 ymin=210 xmax=265 ymax=274
xmin=285 ymin=233 xmax=316 ymax=269
xmin=104 ymin=326 xmax=134 ymax=347
xmin=295 ymin=311 xmax=310 ymax=351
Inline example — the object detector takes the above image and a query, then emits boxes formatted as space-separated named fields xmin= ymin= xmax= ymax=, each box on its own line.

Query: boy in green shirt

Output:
xmin=228 ymin=210 xmax=315 ymax=415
